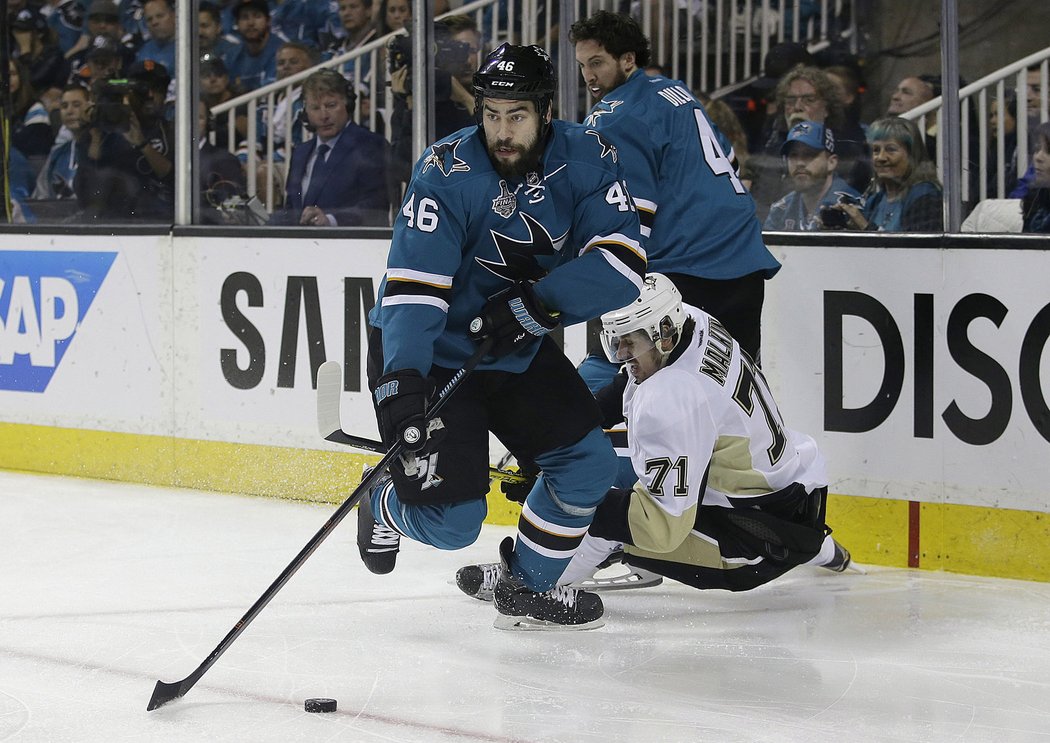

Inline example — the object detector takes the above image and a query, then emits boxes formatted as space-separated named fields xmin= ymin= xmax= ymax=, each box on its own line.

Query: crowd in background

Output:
xmin=4 ymin=0 xmax=1049 ymax=232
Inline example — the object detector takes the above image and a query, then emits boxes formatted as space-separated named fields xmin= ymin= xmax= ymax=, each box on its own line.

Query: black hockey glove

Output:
xmin=501 ymin=460 xmax=540 ymax=504
xmin=469 ymin=282 xmax=559 ymax=358
xmin=373 ymin=369 xmax=443 ymax=454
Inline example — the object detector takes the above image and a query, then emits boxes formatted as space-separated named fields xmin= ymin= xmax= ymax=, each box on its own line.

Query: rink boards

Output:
xmin=0 ymin=233 xmax=1048 ymax=581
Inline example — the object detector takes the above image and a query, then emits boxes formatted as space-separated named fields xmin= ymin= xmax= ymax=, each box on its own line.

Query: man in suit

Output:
xmin=271 ymin=68 xmax=390 ymax=226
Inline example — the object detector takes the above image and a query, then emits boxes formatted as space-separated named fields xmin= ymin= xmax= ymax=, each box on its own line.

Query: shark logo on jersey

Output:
xmin=583 ymin=99 xmax=623 ymax=127
xmin=476 ymin=211 xmax=568 ymax=282
xmin=491 ymin=179 xmax=517 ymax=218
xmin=585 ymin=130 xmax=618 ymax=164
xmin=422 ymin=138 xmax=470 ymax=177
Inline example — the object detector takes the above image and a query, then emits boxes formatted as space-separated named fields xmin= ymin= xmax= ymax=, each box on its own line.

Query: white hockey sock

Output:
xmin=558 ymin=534 xmax=622 ymax=585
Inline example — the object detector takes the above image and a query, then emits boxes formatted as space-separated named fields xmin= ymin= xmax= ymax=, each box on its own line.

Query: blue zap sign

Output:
xmin=0 ymin=251 xmax=117 ymax=393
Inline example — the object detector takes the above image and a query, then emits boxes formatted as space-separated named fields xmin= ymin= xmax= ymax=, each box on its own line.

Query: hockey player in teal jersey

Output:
xmin=360 ymin=43 xmax=647 ymax=630
xmin=570 ymin=11 xmax=780 ymax=391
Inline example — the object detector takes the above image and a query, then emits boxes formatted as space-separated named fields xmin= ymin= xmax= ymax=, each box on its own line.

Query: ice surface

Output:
xmin=2 ymin=470 xmax=1049 ymax=742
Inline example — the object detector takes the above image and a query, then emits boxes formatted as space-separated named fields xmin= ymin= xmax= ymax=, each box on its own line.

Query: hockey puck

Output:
xmin=304 ymin=698 xmax=337 ymax=713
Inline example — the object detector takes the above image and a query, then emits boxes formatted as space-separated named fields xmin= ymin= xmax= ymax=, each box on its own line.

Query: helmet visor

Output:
xmin=600 ymin=328 xmax=658 ymax=365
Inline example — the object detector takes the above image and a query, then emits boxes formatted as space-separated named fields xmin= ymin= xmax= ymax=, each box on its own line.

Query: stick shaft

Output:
xmin=147 ymin=340 xmax=492 ymax=711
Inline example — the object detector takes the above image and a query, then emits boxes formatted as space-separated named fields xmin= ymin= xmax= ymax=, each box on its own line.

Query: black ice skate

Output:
xmin=492 ymin=537 xmax=605 ymax=631
xmin=356 ymin=469 xmax=400 ymax=575
xmin=456 ymin=562 xmax=500 ymax=601
xmin=822 ymin=539 xmax=852 ymax=573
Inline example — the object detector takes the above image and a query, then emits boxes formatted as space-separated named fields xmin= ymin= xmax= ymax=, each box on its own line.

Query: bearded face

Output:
xmin=481 ymin=97 xmax=548 ymax=180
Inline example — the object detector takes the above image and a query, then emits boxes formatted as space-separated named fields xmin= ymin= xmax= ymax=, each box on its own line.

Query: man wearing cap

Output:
xmin=764 ymin=121 xmax=861 ymax=231
xmin=125 ymin=59 xmax=175 ymax=216
xmin=225 ymin=0 xmax=287 ymax=92
xmin=134 ymin=0 xmax=176 ymax=72
xmin=67 ymin=2 xmax=134 ymax=81
xmin=200 ymin=54 xmax=247 ymax=150
xmin=74 ymin=34 xmax=127 ymax=85
xmin=65 ymin=0 xmax=122 ymax=58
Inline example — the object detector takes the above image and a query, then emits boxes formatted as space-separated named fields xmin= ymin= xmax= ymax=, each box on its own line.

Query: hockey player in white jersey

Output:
xmin=458 ymin=274 xmax=851 ymax=605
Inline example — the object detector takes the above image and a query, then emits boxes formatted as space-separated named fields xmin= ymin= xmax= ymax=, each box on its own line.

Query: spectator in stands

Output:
xmin=135 ymin=0 xmax=177 ymax=72
xmin=5 ymin=146 xmax=38 ymax=223
xmin=377 ymin=0 xmax=410 ymax=36
xmin=271 ymin=0 xmax=337 ymax=48
xmin=75 ymin=35 xmax=128 ymax=87
xmin=198 ymin=99 xmax=249 ymax=224
xmin=886 ymin=74 xmax=935 ymax=117
xmin=11 ymin=7 xmax=70 ymax=97
xmin=33 ymin=84 xmax=91 ymax=200
xmin=765 ymin=121 xmax=861 ymax=231
xmin=72 ymin=58 xmax=175 ymax=221
xmin=825 ymin=64 xmax=867 ymax=135
xmin=832 ymin=116 xmax=943 ymax=232
xmin=987 ymin=92 xmax=1021 ymax=198
xmin=386 ymin=17 xmax=479 ymax=200
xmin=1021 ymin=122 xmax=1050 ymax=233
xmin=886 ymin=73 xmax=939 ymax=160
xmin=270 ymin=69 xmax=390 ymax=227
xmin=751 ymin=64 xmax=865 ymax=219
xmin=48 ymin=0 xmax=88 ymax=55
xmin=126 ymin=59 xmax=176 ymax=216
xmin=120 ymin=0 xmax=150 ymax=44
xmin=226 ymin=0 xmax=287 ymax=92
xmin=199 ymin=53 xmax=247 ymax=150
xmin=199 ymin=1 xmax=241 ymax=65
xmin=64 ymin=0 xmax=123 ymax=61
xmin=265 ymin=41 xmax=319 ymax=149
xmin=255 ymin=41 xmax=319 ymax=207
xmin=737 ymin=41 xmax=814 ymax=152
xmin=1006 ymin=69 xmax=1049 ymax=201
xmin=67 ymin=9 xmax=134 ymax=82
xmin=433 ymin=15 xmax=482 ymax=135
xmin=1026 ymin=65 xmax=1046 ymax=122
xmin=75 ymin=83 xmax=154 ymax=221
xmin=8 ymin=58 xmax=55 ymax=159
xmin=327 ymin=0 xmax=378 ymax=85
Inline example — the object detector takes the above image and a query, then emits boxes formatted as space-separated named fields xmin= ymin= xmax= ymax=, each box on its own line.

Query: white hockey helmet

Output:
xmin=600 ymin=274 xmax=686 ymax=364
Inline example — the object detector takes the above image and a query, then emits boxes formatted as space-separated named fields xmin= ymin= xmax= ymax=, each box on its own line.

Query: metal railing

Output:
xmin=211 ymin=0 xmax=856 ymax=216
xmin=902 ymin=46 xmax=1050 ymax=205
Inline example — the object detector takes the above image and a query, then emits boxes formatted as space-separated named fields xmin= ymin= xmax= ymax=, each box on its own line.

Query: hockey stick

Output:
xmin=146 ymin=339 xmax=493 ymax=711
xmin=316 ymin=361 xmax=527 ymax=485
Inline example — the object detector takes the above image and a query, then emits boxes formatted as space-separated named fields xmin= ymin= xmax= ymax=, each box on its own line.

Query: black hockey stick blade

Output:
xmin=146 ymin=340 xmax=492 ymax=712
xmin=148 ymin=676 xmax=197 ymax=711
xmin=315 ymin=359 xmax=527 ymax=484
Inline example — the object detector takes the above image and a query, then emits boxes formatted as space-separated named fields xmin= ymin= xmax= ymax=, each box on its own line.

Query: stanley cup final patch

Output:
xmin=491 ymin=180 xmax=517 ymax=218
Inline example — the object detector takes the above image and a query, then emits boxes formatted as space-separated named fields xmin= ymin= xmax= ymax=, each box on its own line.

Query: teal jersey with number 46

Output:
xmin=370 ymin=119 xmax=647 ymax=377
xmin=584 ymin=70 xmax=779 ymax=281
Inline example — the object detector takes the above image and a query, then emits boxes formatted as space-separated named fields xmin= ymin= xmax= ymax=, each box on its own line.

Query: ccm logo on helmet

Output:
xmin=491 ymin=80 xmax=515 ymax=87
